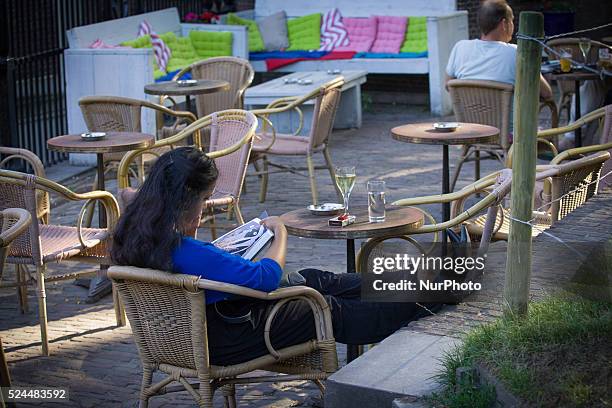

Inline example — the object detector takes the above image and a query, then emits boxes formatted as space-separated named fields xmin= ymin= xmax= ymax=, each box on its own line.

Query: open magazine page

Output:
xmin=212 ymin=213 xmax=274 ymax=260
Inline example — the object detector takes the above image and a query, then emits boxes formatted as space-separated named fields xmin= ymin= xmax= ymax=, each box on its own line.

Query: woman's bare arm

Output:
xmin=261 ymin=216 xmax=287 ymax=269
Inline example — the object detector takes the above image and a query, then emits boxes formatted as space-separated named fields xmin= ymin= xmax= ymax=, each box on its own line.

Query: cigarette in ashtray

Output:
xmin=328 ymin=214 xmax=356 ymax=227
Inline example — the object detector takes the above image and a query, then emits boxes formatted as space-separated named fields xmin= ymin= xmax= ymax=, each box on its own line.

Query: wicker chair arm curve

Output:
xmin=0 ymin=147 xmax=46 ymax=177
xmin=254 ymin=114 xmax=278 ymax=151
xmin=142 ymin=100 xmax=197 ymax=123
xmin=537 ymin=106 xmax=606 ymax=140
xmin=76 ymin=197 xmax=117 ymax=246
xmin=263 ymin=294 xmax=333 ymax=360
xmin=171 ymin=66 xmax=192 ymax=82
xmin=550 ymin=142 xmax=612 ymax=165
xmin=0 ymin=208 xmax=32 ymax=247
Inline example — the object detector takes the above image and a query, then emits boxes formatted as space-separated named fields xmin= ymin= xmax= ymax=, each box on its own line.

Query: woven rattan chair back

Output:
xmin=0 ymin=147 xmax=50 ymax=223
xmin=209 ymin=111 xmax=256 ymax=200
xmin=309 ymin=86 xmax=342 ymax=150
xmin=111 ymin=267 xmax=207 ymax=371
xmin=189 ymin=57 xmax=254 ymax=118
xmin=80 ymin=96 xmax=144 ymax=132
xmin=549 ymin=152 xmax=609 ymax=223
xmin=0 ymin=175 xmax=41 ymax=265
xmin=448 ymin=79 xmax=513 ymax=150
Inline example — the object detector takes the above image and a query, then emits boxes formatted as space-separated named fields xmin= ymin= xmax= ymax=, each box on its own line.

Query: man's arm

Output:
xmin=445 ymin=73 xmax=456 ymax=91
xmin=539 ymin=74 xmax=553 ymax=100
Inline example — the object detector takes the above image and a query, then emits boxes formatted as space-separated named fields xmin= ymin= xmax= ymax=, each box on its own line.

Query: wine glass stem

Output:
xmin=344 ymin=193 xmax=350 ymax=216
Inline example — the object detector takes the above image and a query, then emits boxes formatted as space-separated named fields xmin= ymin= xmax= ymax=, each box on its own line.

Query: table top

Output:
xmin=279 ymin=206 xmax=424 ymax=240
xmin=547 ymin=70 xmax=600 ymax=81
xmin=391 ymin=122 xmax=500 ymax=146
xmin=244 ymin=70 xmax=367 ymax=105
xmin=47 ymin=132 xmax=155 ymax=154
xmin=144 ymin=79 xmax=230 ymax=96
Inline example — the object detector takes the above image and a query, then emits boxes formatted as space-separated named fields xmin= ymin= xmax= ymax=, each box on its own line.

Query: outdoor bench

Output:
xmin=228 ymin=0 xmax=468 ymax=116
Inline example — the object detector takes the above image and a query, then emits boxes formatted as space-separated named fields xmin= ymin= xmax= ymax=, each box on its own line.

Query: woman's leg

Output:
xmin=298 ymin=268 xmax=361 ymax=298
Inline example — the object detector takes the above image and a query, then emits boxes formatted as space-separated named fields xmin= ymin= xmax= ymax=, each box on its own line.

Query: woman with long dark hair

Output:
xmin=112 ymin=147 xmax=437 ymax=365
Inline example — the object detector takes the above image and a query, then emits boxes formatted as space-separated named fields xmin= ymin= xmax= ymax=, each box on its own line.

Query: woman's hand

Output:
xmin=261 ymin=216 xmax=287 ymax=269
xmin=261 ymin=216 xmax=286 ymax=233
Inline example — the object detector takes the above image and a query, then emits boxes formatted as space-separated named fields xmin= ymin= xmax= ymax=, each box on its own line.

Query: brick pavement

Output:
xmin=0 ymin=105 xmax=546 ymax=407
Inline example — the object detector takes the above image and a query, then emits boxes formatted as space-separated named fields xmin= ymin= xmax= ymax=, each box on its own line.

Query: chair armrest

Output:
xmin=0 ymin=170 xmax=120 ymax=230
xmin=551 ymin=142 xmax=612 ymax=164
xmin=197 ymin=278 xmax=334 ymax=358
xmin=537 ymin=106 xmax=606 ymax=140
xmin=0 ymin=208 xmax=32 ymax=247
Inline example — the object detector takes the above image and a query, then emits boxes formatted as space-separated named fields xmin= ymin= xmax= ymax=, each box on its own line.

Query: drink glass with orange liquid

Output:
xmin=560 ymin=49 xmax=572 ymax=73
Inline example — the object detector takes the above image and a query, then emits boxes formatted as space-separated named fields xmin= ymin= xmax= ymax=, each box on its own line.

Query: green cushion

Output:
xmin=400 ymin=17 xmax=428 ymax=53
xmin=287 ymin=13 xmax=321 ymax=51
xmin=226 ymin=13 xmax=265 ymax=52
xmin=159 ymin=31 xmax=178 ymax=45
xmin=189 ymin=30 xmax=233 ymax=59
xmin=120 ymin=35 xmax=152 ymax=48
xmin=166 ymin=37 xmax=200 ymax=72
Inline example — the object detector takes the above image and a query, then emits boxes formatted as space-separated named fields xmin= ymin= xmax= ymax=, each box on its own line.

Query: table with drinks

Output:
xmin=549 ymin=38 xmax=611 ymax=147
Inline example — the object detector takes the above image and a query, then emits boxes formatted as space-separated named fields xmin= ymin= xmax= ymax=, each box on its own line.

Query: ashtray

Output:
xmin=284 ymin=78 xmax=298 ymax=84
xmin=298 ymin=79 xmax=313 ymax=85
xmin=80 ymin=132 xmax=106 ymax=141
xmin=327 ymin=69 xmax=341 ymax=75
xmin=177 ymin=79 xmax=197 ymax=87
xmin=433 ymin=122 xmax=461 ymax=132
xmin=307 ymin=203 xmax=344 ymax=216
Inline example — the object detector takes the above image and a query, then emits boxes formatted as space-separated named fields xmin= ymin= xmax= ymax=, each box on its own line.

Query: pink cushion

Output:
xmin=335 ymin=17 xmax=377 ymax=53
xmin=370 ymin=16 xmax=407 ymax=53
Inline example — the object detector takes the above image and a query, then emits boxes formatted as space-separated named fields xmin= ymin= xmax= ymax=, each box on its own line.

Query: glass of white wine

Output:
xmin=579 ymin=38 xmax=591 ymax=65
xmin=335 ymin=166 xmax=356 ymax=217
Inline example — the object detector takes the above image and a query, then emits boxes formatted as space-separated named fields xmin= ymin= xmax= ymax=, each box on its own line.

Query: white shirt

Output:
xmin=446 ymin=39 xmax=517 ymax=84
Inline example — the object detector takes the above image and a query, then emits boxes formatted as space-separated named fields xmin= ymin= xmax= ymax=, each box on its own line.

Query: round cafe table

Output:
xmin=391 ymin=122 xmax=499 ymax=241
xmin=546 ymin=71 xmax=600 ymax=147
xmin=280 ymin=205 xmax=424 ymax=363
xmin=47 ymin=132 xmax=155 ymax=226
xmin=144 ymin=79 xmax=231 ymax=114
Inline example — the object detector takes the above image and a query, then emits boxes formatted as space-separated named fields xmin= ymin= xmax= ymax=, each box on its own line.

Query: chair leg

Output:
xmin=323 ymin=148 xmax=342 ymax=202
xmin=226 ymin=203 xmax=234 ymax=221
xmin=208 ymin=208 xmax=218 ymax=241
xmin=474 ymin=150 xmax=481 ymax=183
xmin=234 ymin=202 xmax=245 ymax=225
xmin=36 ymin=265 xmax=49 ymax=356
xmin=450 ymin=146 xmax=471 ymax=192
xmin=139 ymin=365 xmax=154 ymax=408
xmin=111 ymin=278 xmax=126 ymax=327
xmin=258 ymin=156 xmax=269 ymax=204
xmin=306 ymin=154 xmax=318 ymax=205
xmin=222 ymin=384 xmax=237 ymax=408
xmin=16 ymin=265 xmax=29 ymax=314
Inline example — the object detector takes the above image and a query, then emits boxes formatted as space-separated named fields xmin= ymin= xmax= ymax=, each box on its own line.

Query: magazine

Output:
xmin=212 ymin=212 xmax=274 ymax=260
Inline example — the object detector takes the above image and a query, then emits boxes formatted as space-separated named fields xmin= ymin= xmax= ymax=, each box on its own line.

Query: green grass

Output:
xmin=429 ymin=293 xmax=612 ymax=407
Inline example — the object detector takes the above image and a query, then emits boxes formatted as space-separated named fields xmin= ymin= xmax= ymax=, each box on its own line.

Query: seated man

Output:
xmin=445 ymin=0 xmax=552 ymax=100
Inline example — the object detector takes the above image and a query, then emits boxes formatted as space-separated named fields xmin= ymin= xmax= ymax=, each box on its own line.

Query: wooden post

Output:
xmin=504 ymin=12 xmax=544 ymax=316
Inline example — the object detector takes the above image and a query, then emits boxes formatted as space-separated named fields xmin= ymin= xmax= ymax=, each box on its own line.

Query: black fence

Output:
xmin=0 ymin=0 xmax=239 ymax=167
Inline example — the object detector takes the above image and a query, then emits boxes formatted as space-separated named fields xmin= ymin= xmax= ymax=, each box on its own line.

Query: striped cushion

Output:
xmin=319 ymin=8 xmax=349 ymax=51
xmin=137 ymin=20 xmax=171 ymax=73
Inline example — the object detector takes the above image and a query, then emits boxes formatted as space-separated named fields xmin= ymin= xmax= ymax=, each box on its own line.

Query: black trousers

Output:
xmin=206 ymin=269 xmax=442 ymax=366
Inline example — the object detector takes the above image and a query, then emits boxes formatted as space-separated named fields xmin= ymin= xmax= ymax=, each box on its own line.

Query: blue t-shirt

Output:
xmin=171 ymin=237 xmax=283 ymax=304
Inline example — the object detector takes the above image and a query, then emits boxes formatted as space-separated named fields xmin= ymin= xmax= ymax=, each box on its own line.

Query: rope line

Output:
xmin=544 ymin=22 xmax=612 ymax=40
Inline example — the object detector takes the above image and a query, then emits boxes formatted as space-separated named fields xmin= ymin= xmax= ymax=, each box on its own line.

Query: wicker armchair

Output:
xmin=0 ymin=208 xmax=31 ymax=408
xmin=447 ymin=79 xmax=559 ymax=191
xmin=0 ymin=147 xmax=50 ymax=223
xmin=0 ymin=170 xmax=123 ymax=356
xmin=79 ymin=95 xmax=197 ymax=184
xmin=250 ymin=78 xmax=344 ymax=205
xmin=545 ymin=38 xmax=605 ymax=121
xmin=117 ymin=110 xmax=257 ymax=239
xmin=357 ymin=170 xmax=513 ymax=281
xmin=447 ymin=79 xmax=513 ymax=191
xmin=107 ymin=265 xmax=337 ymax=408
xmin=171 ymin=57 xmax=255 ymax=118
xmin=465 ymin=152 xmax=609 ymax=241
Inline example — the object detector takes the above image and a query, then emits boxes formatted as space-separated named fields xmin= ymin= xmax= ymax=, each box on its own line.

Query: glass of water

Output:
xmin=367 ymin=180 xmax=386 ymax=223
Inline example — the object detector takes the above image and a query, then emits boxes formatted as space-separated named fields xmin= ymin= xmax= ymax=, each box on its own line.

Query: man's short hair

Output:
xmin=478 ymin=0 xmax=513 ymax=35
